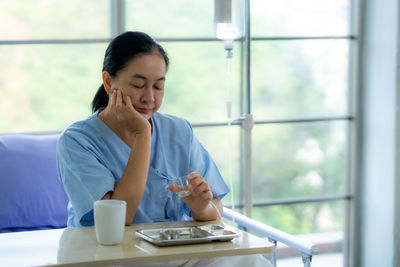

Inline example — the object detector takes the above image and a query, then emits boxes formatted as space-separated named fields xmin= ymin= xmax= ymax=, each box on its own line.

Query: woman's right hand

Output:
xmin=102 ymin=89 xmax=151 ymax=136
xmin=100 ymin=89 xmax=152 ymax=225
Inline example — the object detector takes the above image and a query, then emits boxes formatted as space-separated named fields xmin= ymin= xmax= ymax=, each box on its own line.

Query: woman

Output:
xmin=57 ymin=31 xmax=271 ymax=266
xmin=57 ymin=31 xmax=228 ymax=227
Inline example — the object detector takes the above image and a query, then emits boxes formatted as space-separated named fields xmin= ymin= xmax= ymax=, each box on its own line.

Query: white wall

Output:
xmin=360 ymin=0 xmax=399 ymax=266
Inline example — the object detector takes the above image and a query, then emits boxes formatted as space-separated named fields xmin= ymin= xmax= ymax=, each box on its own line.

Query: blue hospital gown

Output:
xmin=56 ymin=111 xmax=229 ymax=227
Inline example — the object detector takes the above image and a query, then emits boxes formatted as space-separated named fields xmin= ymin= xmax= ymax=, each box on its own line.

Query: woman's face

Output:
xmin=108 ymin=52 xmax=167 ymax=121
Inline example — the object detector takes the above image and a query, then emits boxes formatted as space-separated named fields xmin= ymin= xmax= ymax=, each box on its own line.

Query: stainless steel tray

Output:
xmin=135 ymin=224 xmax=240 ymax=246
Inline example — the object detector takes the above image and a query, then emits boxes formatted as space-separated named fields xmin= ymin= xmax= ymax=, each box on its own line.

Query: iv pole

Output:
xmin=242 ymin=0 xmax=253 ymax=218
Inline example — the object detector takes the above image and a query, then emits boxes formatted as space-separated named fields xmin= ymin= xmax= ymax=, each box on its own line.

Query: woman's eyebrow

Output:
xmin=132 ymin=74 xmax=147 ymax=80
xmin=131 ymin=74 xmax=165 ymax=81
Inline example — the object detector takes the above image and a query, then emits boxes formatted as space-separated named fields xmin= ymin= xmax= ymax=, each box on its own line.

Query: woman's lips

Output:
xmin=136 ymin=108 xmax=152 ymax=113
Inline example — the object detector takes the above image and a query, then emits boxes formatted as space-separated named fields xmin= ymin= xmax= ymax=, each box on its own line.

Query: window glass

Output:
xmin=253 ymin=201 xmax=345 ymax=235
xmin=252 ymin=0 xmax=350 ymax=37
xmin=252 ymin=40 xmax=349 ymax=120
xmin=252 ymin=121 xmax=348 ymax=200
xmin=159 ymin=41 xmax=241 ymax=122
xmin=126 ymin=0 xmax=215 ymax=38
xmin=0 ymin=0 xmax=110 ymax=40
xmin=0 ymin=2 xmax=352 ymax=263
xmin=193 ymin=125 xmax=241 ymax=206
xmin=0 ymin=44 xmax=106 ymax=133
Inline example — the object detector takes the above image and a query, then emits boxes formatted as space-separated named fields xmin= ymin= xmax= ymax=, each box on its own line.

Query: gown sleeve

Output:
xmin=56 ymin=130 xmax=115 ymax=226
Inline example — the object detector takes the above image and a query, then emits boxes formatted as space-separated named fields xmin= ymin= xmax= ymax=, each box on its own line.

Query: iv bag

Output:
xmin=214 ymin=0 xmax=245 ymax=40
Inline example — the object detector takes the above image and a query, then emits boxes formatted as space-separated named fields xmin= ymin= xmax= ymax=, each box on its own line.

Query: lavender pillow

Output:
xmin=0 ymin=134 xmax=68 ymax=232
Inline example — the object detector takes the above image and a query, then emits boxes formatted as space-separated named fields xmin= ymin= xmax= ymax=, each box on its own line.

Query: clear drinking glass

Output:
xmin=169 ymin=175 xmax=192 ymax=198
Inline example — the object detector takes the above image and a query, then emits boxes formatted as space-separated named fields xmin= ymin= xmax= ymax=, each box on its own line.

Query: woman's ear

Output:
xmin=102 ymin=71 xmax=112 ymax=94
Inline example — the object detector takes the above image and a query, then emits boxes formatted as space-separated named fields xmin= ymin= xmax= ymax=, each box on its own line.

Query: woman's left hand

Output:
xmin=182 ymin=172 xmax=213 ymax=214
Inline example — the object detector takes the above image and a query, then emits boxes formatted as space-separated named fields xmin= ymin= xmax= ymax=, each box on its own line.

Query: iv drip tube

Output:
xmin=224 ymin=44 xmax=235 ymax=224
xmin=214 ymin=0 xmax=246 ymax=223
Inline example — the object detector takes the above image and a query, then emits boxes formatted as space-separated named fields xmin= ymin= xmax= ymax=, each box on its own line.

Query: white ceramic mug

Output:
xmin=94 ymin=199 xmax=126 ymax=245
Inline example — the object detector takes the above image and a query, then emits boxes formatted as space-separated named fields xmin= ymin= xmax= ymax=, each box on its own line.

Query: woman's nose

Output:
xmin=142 ymin=87 xmax=155 ymax=102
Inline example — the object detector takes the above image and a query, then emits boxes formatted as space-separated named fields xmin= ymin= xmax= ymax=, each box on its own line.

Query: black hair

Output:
xmin=91 ymin=31 xmax=169 ymax=112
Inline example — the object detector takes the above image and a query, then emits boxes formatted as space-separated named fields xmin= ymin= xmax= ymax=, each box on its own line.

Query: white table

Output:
xmin=0 ymin=220 xmax=274 ymax=267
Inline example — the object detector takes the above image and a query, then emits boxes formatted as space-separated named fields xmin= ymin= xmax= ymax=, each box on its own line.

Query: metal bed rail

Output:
xmin=223 ymin=207 xmax=319 ymax=267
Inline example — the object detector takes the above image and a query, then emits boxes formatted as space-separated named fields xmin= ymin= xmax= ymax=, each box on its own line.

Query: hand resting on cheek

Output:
xmin=101 ymin=89 xmax=151 ymax=137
